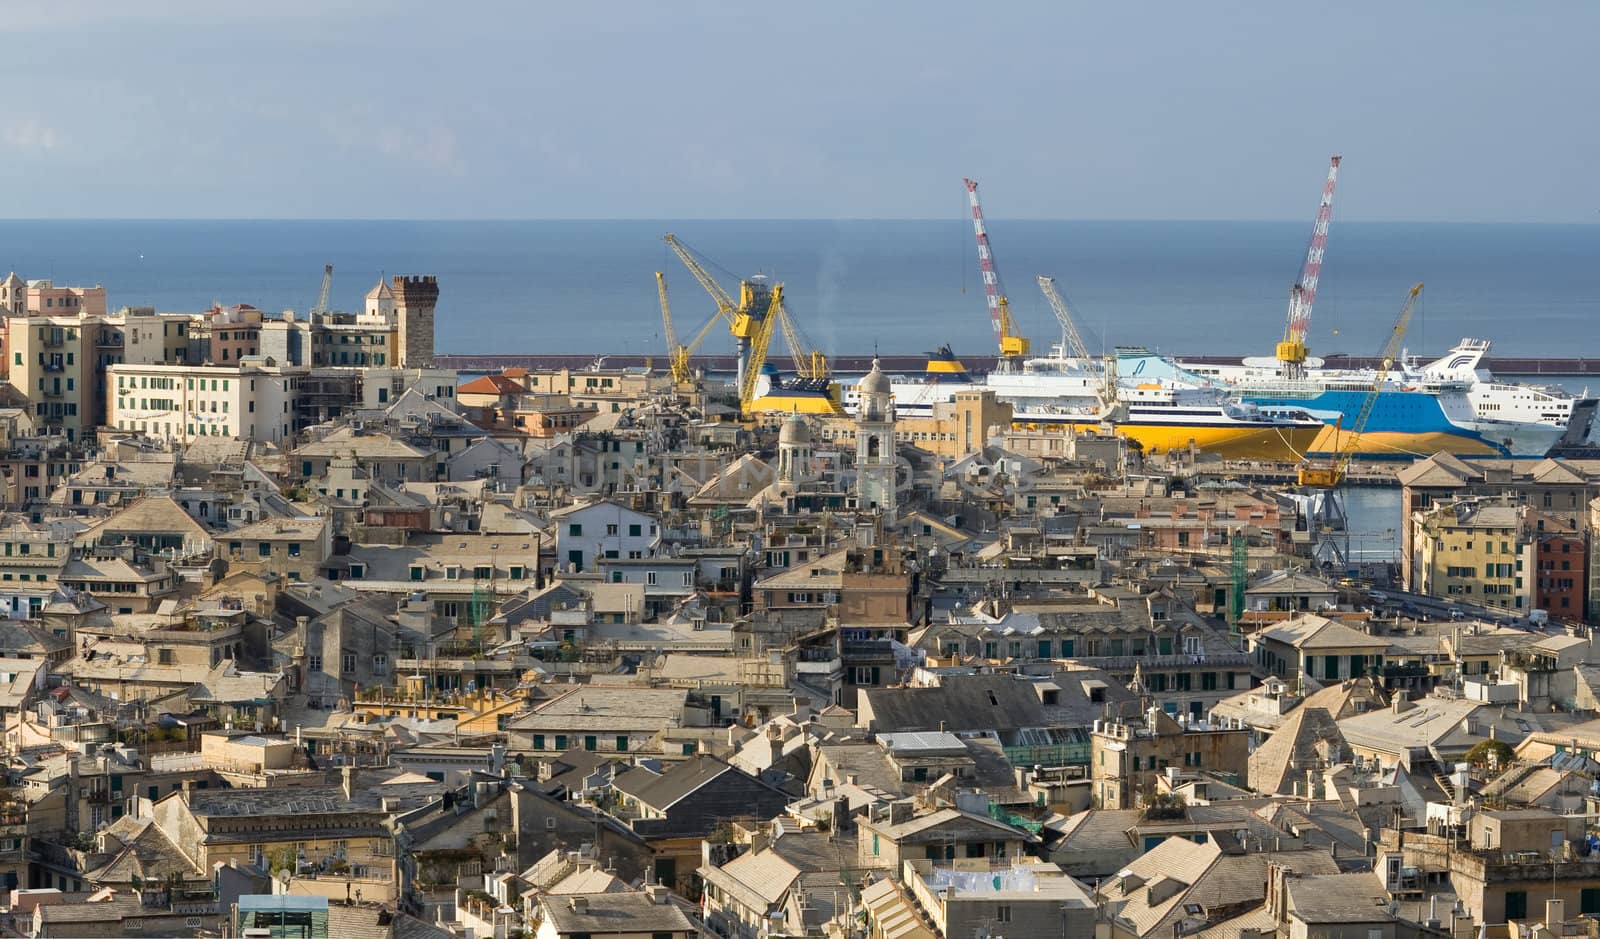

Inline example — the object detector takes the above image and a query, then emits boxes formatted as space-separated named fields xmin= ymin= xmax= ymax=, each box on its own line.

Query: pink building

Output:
xmin=201 ymin=304 xmax=263 ymax=364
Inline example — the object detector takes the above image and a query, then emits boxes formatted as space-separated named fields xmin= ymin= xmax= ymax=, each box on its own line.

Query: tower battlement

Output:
xmin=391 ymin=274 xmax=438 ymax=368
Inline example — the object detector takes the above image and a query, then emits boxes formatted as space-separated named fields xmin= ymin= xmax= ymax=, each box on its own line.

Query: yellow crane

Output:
xmin=663 ymin=233 xmax=774 ymax=390
xmin=655 ymin=271 xmax=724 ymax=386
xmin=1298 ymin=283 xmax=1423 ymax=488
xmin=737 ymin=285 xmax=785 ymax=414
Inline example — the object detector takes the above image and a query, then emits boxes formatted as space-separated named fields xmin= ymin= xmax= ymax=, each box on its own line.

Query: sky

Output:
xmin=2 ymin=1 xmax=1596 ymax=222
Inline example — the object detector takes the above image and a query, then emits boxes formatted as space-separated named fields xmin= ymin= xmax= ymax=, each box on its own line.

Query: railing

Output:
xmin=1002 ymin=742 xmax=1089 ymax=767
xmin=988 ymin=803 xmax=1044 ymax=834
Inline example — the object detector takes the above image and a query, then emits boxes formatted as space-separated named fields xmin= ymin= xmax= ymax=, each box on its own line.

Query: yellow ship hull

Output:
xmin=749 ymin=391 xmax=844 ymax=416
xmin=1014 ymin=420 xmax=1325 ymax=462
xmin=1304 ymin=426 xmax=1502 ymax=459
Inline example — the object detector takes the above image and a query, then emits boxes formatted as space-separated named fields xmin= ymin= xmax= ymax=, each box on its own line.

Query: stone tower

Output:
xmin=391 ymin=275 xmax=438 ymax=368
xmin=777 ymin=411 xmax=813 ymax=486
xmin=854 ymin=358 xmax=897 ymax=524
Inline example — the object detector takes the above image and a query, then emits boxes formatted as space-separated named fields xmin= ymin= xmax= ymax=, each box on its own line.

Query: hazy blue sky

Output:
xmin=3 ymin=1 xmax=1595 ymax=221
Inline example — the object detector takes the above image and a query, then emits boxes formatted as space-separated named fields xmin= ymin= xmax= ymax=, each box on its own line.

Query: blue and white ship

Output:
xmin=1171 ymin=339 xmax=1587 ymax=458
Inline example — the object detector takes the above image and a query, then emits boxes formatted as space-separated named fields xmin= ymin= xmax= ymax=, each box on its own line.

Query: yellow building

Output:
xmin=148 ymin=769 xmax=399 ymax=883
xmin=351 ymin=680 xmax=529 ymax=735
xmin=818 ymin=390 xmax=1012 ymax=459
xmin=10 ymin=310 xmax=192 ymax=441
xmin=1411 ymin=498 xmax=1533 ymax=612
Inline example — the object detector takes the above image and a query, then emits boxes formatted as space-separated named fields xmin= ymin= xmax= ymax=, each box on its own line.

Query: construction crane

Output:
xmin=663 ymin=234 xmax=773 ymax=390
xmin=311 ymin=264 xmax=333 ymax=317
xmin=1298 ymin=283 xmax=1423 ymax=488
xmin=1036 ymin=275 xmax=1092 ymax=363
xmin=1276 ymin=156 xmax=1341 ymax=379
xmin=963 ymin=178 xmax=1030 ymax=365
xmin=737 ymin=285 xmax=785 ymax=414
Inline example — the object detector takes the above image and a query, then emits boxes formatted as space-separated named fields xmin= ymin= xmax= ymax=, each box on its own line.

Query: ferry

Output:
xmin=844 ymin=346 xmax=1325 ymax=461
xmin=1174 ymin=338 xmax=1584 ymax=458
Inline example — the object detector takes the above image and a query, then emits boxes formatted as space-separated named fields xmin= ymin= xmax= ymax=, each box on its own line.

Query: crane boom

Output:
xmin=663 ymin=234 xmax=737 ymax=319
xmin=774 ymin=298 xmax=828 ymax=380
xmin=963 ymin=178 xmax=1030 ymax=362
xmin=656 ymin=272 xmax=688 ymax=384
xmin=1298 ymin=283 xmax=1422 ymax=487
xmin=1277 ymin=156 xmax=1341 ymax=378
xmin=1036 ymin=275 xmax=1091 ymax=362
xmin=312 ymin=264 xmax=333 ymax=316
xmin=656 ymin=272 xmax=678 ymax=352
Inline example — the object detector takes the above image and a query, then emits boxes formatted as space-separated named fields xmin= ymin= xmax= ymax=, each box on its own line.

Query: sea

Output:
xmin=0 ymin=219 xmax=1596 ymax=364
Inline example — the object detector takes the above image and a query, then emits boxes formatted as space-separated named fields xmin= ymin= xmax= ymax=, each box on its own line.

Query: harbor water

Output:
xmin=0 ymin=219 xmax=1595 ymax=360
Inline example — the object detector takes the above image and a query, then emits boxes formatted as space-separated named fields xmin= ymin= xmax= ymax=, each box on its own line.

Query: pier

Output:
xmin=437 ymin=351 xmax=1600 ymax=377
xmin=1181 ymin=459 xmax=1401 ymax=487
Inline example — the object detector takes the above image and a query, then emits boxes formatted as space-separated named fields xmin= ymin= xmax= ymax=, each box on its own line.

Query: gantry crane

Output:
xmin=655 ymin=271 xmax=724 ymax=386
xmin=963 ymin=178 xmax=1030 ymax=366
xmin=1036 ymin=275 xmax=1092 ymax=363
xmin=663 ymin=234 xmax=774 ymax=390
xmin=1299 ymin=283 xmax=1423 ymax=488
xmin=1276 ymin=156 xmax=1341 ymax=380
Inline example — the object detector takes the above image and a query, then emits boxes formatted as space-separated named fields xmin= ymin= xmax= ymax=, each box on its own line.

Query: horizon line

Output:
xmin=0 ymin=216 xmax=1595 ymax=226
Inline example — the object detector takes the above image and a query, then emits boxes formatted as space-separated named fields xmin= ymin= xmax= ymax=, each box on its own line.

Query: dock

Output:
xmin=437 ymin=351 xmax=1600 ymax=377
xmin=1181 ymin=460 xmax=1401 ymax=487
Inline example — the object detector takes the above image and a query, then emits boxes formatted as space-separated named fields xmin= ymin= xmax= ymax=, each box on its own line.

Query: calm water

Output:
xmin=0 ymin=219 xmax=1594 ymax=359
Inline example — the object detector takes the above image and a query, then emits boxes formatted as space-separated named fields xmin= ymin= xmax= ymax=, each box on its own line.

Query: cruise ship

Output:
xmin=844 ymin=346 xmax=1326 ymax=461
xmin=1174 ymin=338 xmax=1585 ymax=458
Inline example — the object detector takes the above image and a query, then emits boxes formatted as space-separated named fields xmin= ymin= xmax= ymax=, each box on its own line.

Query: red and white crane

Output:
xmin=964 ymin=178 xmax=1030 ymax=364
xmin=1276 ymin=155 xmax=1341 ymax=379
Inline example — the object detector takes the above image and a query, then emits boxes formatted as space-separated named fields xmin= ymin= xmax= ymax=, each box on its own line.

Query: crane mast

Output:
xmin=963 ymin=179 xmax=1030 ymax=364
xmin=1036 ymin=275 xmax=1091 ymax=363
xmin=1276 ymin=156 xmax=1341 ymax=379
xmin=738 ymin=286 xmax=785 ymax=414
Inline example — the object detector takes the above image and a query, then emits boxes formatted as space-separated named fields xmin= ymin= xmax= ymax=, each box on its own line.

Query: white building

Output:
xmin=106 ymin=358 xmax=306 ymax=443
xmin=549 ymin=500 xmax=662 ymax=574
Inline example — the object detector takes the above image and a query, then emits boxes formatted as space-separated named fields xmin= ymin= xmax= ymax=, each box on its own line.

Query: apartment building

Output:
xmin=1411 ymin=498 xmax=1534 ymax=612
xmin=9 ymin=309 xmax=192 ymax=440
xmin=0 ymin=274 xmax=107 ymax=317
xmin=106 ymin=359 xmax=306 ymax=443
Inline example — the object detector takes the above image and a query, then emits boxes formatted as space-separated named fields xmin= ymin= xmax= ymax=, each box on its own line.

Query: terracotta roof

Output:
xmin=459 ymin=374 xmax=525 ymax=395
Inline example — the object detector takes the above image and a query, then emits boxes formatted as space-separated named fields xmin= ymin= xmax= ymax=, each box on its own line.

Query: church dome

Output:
xmin=779 ymin=411 xmax=811 ymax=445
xmin=858 ymin=358 xmax=891 ymax=397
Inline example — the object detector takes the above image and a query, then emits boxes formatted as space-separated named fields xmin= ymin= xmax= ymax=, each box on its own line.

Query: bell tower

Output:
xmin=854 ymin=358 xmax=897 ymax=524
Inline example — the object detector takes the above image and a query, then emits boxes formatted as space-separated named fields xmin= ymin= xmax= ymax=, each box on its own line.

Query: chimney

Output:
xmin=1546 ymin=898 xmax=1565 ymax=930
xmin=569 ymin=896 xmax=588 ymax=914
xmin=646 ymin=884 xmax=670 ymax=905
xmin=341 ymin=766 xmax=358 ymax=800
